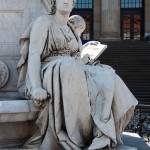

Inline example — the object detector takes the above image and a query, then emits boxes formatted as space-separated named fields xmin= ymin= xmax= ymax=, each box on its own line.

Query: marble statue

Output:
xmin=69 ymin=15 xmax=86 ymax=37
xmin=17 ymin=0 xmax=138 ymax=149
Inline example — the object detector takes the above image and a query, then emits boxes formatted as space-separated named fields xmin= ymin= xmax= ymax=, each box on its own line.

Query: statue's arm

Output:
xmin=28 ymin=17 xmax=49 ymax=101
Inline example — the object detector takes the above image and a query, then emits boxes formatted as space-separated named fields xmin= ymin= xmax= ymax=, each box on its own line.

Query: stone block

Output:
xmin=0 ymin=100 xmax=39 ymax=148
xmin=0 ymin=121 xmax=38 ymax=149
xmin=0 ymin=0 xmax=48 ymax=92
xmin=0 ymin=100 xmax=39 ymax=122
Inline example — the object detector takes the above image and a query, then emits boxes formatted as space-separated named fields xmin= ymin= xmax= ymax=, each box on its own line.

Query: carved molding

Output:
xmin=0 ymin=60 xmax=9 ymax=88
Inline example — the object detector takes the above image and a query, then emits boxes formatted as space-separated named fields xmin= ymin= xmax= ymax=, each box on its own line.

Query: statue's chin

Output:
xmin=58 ymin=10 xmax=71 ymax=16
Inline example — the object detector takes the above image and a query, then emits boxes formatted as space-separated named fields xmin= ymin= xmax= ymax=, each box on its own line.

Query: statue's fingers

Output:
xmin=32 ymin=93 xmax=37 ymax=100
xmin=34 ymin=96 xmax=38 ymax=101
xmin=37 ymin=94 xmax=41 ymax=101
xmin=39 ymin=92 xmax=46 ymax=100
xmin=39 ymin=92 xmax=44 ymax=100
xmin=43 ymin=92 xmax=47 ymax=99
xmin=47 ymin=93 xmax=51 ymax=98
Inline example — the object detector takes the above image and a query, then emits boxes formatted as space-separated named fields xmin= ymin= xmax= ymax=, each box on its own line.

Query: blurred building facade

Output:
xmin=72 ymin=0 xmax=150 ymax=41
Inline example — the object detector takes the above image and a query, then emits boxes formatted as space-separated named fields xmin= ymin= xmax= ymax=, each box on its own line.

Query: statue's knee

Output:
xmin=61 ymin=60 xmax=82 ymax=74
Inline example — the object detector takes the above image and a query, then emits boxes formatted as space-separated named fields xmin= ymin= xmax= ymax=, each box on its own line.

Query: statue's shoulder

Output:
xmin=34 ymin=15 xmax=51 ymax=23
xmin=32 ymin=15 xmax=52 ymax=29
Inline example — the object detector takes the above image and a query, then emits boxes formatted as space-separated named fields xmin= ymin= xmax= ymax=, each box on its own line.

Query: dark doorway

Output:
xmin=120 ymin=0 xmax=144 ymax=40
xmin=121 ymin=11 xmax=144 ymax=40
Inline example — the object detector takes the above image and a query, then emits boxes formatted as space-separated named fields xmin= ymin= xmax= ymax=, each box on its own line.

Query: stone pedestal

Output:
xmin=0 ymin=100 xmax=39 ymax=148
xmin=100 ymin=0 xmax=121 ymax=40
xmin=0 ymin=0 xmax=48 ymax=94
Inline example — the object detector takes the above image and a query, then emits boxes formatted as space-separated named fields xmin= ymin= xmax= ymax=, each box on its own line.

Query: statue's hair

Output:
xmin=43 ymin=0 xmax=76 ymax=14
xmin=69 ymin=15 xmax=86 ymax=32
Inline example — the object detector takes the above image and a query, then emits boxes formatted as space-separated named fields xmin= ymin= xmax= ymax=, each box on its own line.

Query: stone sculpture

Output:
xmin=17 ymin=0 xmax=138 ymax=149
xmin=0 ymin=60 xmax=9 ymax=88
xmin=69 ymin=15 xmax=86 ymax=37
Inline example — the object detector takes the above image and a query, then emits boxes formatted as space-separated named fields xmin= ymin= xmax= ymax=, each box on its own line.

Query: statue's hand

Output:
xmin=82 ymin=54 xmax=90 ymax=64
xmin=31 ymin=88 xmax=48 ymax=101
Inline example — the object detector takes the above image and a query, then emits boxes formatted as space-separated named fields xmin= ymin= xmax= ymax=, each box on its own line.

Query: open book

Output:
xmin=81 ymin=41 xmax=107 ymax=64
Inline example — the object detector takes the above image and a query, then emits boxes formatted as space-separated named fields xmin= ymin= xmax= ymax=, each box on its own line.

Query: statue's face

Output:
xmin=56 ymin=0 xmax=74 ymax=15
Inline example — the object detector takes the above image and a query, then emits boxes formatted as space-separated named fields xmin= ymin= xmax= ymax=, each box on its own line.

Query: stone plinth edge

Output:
xmin=0 ymin=100 xmax=39 ymax=122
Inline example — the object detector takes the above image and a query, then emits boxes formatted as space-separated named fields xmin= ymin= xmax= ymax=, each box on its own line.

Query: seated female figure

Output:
xmin=17 ymin=0 xmax=138 ymax=149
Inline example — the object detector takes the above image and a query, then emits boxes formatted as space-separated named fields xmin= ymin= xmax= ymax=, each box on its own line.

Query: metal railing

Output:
xmin=125 ymin=104 xmax=150 ymax=143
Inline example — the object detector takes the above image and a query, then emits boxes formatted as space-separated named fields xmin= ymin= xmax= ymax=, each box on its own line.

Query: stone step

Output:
xmin=122 ymin=132 xmax=150 ymax=150
xmin=0 ymin=132 xmax=149 ymax=149
xmin=0 ymin=100 xmax=39 ymax=148
xmin=0 ymin=121 xmax=37 ymax=149
xmin=0 ymin=100 xmax=149 ymax=149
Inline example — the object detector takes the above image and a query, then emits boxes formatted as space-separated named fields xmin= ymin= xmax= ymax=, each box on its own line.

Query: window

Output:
xmin=121 ymin=0 xmax=143 ymax=8
xmin=81 ymin=15 xmax=91 ymax=40
xmin=75 ymin=0 xmax=93 ymax=9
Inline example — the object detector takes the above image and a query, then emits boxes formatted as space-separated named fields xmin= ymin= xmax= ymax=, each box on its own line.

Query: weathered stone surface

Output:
xmin=0 ymin=100 xmax=39 ymax=122
xmin=0 ymin=121 xmax=37 ymax=149
xmin=0 ymin=0 xmax=138 ymax=149
xmin=0 ymin=0 xmax=47 ymax=91
xmin=0 ymin=99 xmax=39 ymax=148
xmin=0 ymin=60 xmax=9 ymax=88
xmin=0 ymin=0 xmax=46 ymax=55
xmin=101 ymin=0 xmax=120 ymax=40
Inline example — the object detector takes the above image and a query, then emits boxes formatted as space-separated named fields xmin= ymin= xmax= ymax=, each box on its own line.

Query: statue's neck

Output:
xmin=54 ymin=11 xmax=70 ymax=26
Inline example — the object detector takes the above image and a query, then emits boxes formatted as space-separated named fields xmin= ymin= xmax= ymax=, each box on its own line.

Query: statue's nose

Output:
xmin=64 ymin=0 xmax=68 ymax=4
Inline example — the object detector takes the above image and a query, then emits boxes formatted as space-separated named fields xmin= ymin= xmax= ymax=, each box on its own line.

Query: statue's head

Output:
xmin=69 ymin=15 xmax=86 ymax=37
xmin=44 ymin=0 xmax=76 ymax=14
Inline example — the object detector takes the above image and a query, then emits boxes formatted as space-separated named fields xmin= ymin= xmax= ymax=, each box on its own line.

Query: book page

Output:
xmin=81 ymin=41 xmax=107 ymax=61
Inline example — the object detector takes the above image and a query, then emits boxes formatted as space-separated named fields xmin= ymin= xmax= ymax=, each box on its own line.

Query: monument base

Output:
xmin=0 ymin=101 xmax=149 ymax=149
